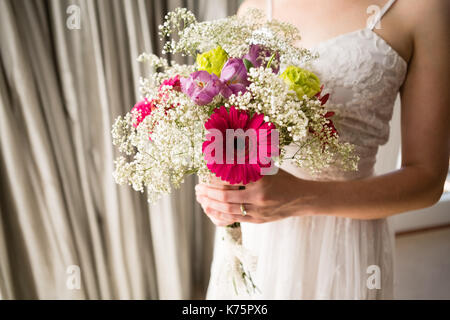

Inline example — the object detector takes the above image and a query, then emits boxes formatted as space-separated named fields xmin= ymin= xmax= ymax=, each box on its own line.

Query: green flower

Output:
xmin=196 ymin=46 xmax=229 ymax=77
xmin=280 ymin=66 xmax=321 ymax=99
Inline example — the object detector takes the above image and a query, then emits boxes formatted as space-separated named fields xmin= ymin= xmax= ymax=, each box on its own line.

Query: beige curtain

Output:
xmin=0 ymin=0 xmax=238 ymax=299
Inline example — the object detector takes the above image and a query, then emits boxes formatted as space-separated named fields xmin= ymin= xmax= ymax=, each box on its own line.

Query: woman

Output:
xmin=195 ymin=0 xmax=449 ymax=299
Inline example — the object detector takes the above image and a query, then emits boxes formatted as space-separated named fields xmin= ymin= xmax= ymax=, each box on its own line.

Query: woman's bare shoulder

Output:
xmin=395 ymin=0 xmax=449 ymax=33
xmin=402 ymin=0 xmax=450 ymax=55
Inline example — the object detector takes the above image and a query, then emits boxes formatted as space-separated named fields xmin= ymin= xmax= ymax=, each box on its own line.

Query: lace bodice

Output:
xmin=282 ymin=28 xmax=407 ymax=181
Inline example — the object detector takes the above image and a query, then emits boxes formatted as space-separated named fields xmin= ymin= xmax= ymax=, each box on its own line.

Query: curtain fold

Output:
xmin=0 ymin=0 xmax=238 ymax=299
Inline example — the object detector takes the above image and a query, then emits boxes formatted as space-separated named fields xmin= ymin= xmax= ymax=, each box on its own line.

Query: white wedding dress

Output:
xmin=207 ymin=0 xmax=407 ymax=299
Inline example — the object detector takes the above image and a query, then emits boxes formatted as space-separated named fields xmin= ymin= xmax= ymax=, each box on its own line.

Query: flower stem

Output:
xmin=226 ymin=222 xmax=240 ymax=228
xmin=266 ymin=53 xmax=276 ymax=69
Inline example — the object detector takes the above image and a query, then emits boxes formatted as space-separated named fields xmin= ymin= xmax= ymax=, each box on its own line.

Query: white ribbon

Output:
xmin=222 ymin=225 xmax=259 ymax=296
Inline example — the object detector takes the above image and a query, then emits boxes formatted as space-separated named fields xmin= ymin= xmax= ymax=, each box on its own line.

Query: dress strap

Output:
xmin=266 ymin=0 xmax=273 ymax=21
xmin=368 ymin=0 xmax=396 ymax=30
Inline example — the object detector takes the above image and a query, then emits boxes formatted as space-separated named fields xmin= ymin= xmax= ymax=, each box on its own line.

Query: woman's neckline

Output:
xmin=298 ymin=28 xmax=407 ymax=65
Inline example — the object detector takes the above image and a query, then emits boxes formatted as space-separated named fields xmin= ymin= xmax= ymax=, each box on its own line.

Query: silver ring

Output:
xmin=240 ymin=203 xmax=247 ymax=216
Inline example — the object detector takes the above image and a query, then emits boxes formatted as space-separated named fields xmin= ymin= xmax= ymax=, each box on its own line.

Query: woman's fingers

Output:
xmin=197 ymin=195 xmax=265 ymax=224
xmin=203 ymin=195 xmax=255 ymax=216
xmin=204 ymin=208 xmax=237 ymax=226
xmin=197 ymin=195 xmax=237 ymax=215
xmin=195 ymin=184 xmax=250 ymax=204
xmin=206 ymin=176 xmax=244 ymax=189
xmin=197 ymin=195 xmax=234 ymax=218
xmin=208 ymin=216 xmax=235 ymax=227
xmin=205 ymin=207 xmax=263 ymax=225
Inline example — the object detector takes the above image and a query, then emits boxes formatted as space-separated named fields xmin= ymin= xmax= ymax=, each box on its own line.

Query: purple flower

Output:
xmin=242 ymin=44 xmax=280 ymax=74
xmin=219 ymin=58 xmax=250 ymax=98
xmin=180 ymin=71 xmax=222 ymax=106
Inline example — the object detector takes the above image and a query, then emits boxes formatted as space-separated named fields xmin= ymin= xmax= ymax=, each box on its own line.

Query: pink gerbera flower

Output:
xmin=202 ymin=106 xmax=278 ymax=185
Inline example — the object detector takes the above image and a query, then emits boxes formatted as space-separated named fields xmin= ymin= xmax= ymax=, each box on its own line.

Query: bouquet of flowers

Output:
xmin=112 ymin=8 xmax=358 ymax=295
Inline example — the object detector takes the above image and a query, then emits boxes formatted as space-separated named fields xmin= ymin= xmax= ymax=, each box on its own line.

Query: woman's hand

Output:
xmin=195 ymin=170 xmax=316 ymax=226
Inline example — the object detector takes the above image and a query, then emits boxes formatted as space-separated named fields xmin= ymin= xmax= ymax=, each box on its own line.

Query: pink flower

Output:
xmin=219 ymin=58 xmax=250 ymax=98
xmin=131 ymin=99 xmax=156 ymax=128
xmin=131 ymin=75 xmax=182 ymax=141
xmin=159 ymin=75 xmax=182 ymax=92
xmin=202 ymin=106 xmax=277 ymax=185
xmin=158 ymin=75 xmax=182 ymax=108
xmin=242 ymin=44 xmax=280 ymax=73
xmin=180 ymin=71 xmax=222 ymax=106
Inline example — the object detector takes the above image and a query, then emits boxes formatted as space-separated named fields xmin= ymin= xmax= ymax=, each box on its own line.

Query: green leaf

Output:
xmin=243 ymin=58 xmax=254 ymax=72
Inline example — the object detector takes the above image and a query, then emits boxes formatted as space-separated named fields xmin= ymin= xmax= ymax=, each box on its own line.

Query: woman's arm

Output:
xmin=195 ymin=0 xmax=449 ymax=224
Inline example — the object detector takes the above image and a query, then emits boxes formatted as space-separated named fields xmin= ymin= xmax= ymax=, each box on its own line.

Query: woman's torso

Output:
xmin=221 ymin=0 xmax=410 ymax=299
